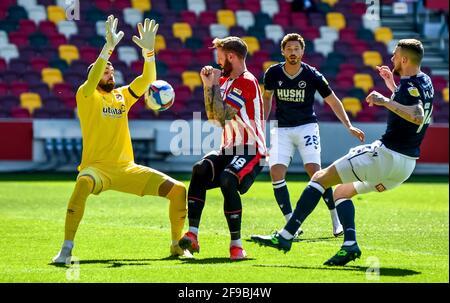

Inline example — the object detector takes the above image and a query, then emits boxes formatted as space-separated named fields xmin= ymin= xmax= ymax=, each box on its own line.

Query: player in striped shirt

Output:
xmin=178 ymin=37 xmax=267 ymax=260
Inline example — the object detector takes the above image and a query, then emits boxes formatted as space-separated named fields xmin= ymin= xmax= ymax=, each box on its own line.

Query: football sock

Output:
xmin=279 ymin=229 xmax=294 ymax=240
xmin=284 ymin=213 xmax=292 ymax=222
xmin=63 ymin=240 xmax=74 ymax=249
xmin=322 ymin=187 xmax=335 ymax=210
xmin=273 ymin=180 xmax=292 ymax=216
xmin=335 ymin=198 xmax=356 ymax=245
xmin=285 ymin=181 xmax=325 ymax=236
xmin=231 ymin=239 xmax=243 ymax=248
xmin=188 ymin=226 xmax=199 ymax=235
xmin=187 ymin=160 xmax=212 ymax=228
xmin=221 ymin=171 xmax=242 ymax=241
xmin=64 ymin=176 xmax=93 ymax=241
xmin=165 ymin=181 xmax=187 ymax=242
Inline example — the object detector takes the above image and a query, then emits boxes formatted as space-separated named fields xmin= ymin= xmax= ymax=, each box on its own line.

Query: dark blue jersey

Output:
xmin=381 ymin=72 xmax=434 ymax=158
xmin=264 ymin=62 xmax=332 ymax=127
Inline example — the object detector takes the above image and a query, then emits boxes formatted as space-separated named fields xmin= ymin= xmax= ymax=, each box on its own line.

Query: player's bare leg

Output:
xmin=52 ymin=176 xmax=94 ymax=264
xmin=305 ymin=163 xmax=343 ymax=237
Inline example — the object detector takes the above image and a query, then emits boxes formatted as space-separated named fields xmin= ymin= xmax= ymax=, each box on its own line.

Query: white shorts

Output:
xmin=268 ymin=123 xmax=321 ymax=167
xmin=333 ymin=140 xmax=416 ymax=194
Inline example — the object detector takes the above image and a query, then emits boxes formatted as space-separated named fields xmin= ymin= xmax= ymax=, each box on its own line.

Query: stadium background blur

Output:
xmin=0 ymin=0 xmax=448 ymax=174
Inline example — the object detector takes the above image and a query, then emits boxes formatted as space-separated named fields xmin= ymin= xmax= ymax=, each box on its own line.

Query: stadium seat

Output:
xmin=42 ymin=67 xmax=63 ymax=89
xmin=326 ymin=12 xmax=346 ymax=31
xmin=20 ymin=92 xmax=42 ymax=114
xmin=198 ymin=11 xmax=217 ymax=27
xmin=173 ymin=22 xmax=193 ymax=43
xmin=265 ymin=24 xmax=284 ymax=44
xmin=362 ymin=51 xmax=383 ymax=68
xmin=0 ymin=44 xmax=19 ymax=64
xmin=19 ymin=20 xmax=37 ymax=36
xmin=272 ymin=12 xmax=291 ymax=28
xmin=242 ymin=36 xmax=260 ymax=55
xmin=322 ymin=0 xmax=338 ymax=6
xmin=180 ymin=10 xmax=197 ymax=25
xmin=123 ymin=8 xmax=143 ymax=28
xmin=209 ymin=24 xmax=229 ymax=39
xmin=313 ymin=39 xmax=333 ymax=57
xmin=260 ymin=0 xmax=279 ymax=18
xmin=57 ymin=20 xmax=78 ymax=40
xmin=353 ymin=73 xmax=374 ymax=93
xmin=58 ymin=44 xmax=79 ymax=65
xmin=47 ymin=5 xmax=66 ymax=24
xmin=9 ymin=32 xmax=29 ymax=48
xmin=443 ymin=88 xmax=449 ymax=103
xmin=217 ymin=10 xmax=236 ymax=29
xmin=10 ymin=81 xmax=29 ymax=97
xmin=235 ymin=10 xmax=255 ymax=31
xmin=11 ymin=107 xmax=31 ymax=118
xmin=155 ymin=34 xmax=166 ymax=53
xmin=262 ymin=60 xmax=278 ymax=72
xmin=131 ymin=0 xmax=151 ymax=12
xmin=375 ymin=27 xmax=393 ymax=45
xmin=187 ymin=0 xmax=206 ymax=15
xmin=320 ymin=26 xmax=339 ymax=43
xmin=18 ymin=0 xmax=37 ymax=10
xmin=117 ymin=46 xmax=138 ymax=67
xmin=0 ymin=31 xmax=9 ymax=48
xmin=342 ymin=97 xmax=362 ymax=117
xmin=181 ymin=71 xmax=202 ymax=92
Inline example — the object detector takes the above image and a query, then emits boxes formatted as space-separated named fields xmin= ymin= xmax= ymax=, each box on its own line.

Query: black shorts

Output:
xmin=201 ymin=145 xmax=265 ymax=194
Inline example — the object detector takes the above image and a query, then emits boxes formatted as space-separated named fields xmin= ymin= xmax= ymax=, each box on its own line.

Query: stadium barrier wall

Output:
xmin=0 ymin=120 xmax=448 ymax=174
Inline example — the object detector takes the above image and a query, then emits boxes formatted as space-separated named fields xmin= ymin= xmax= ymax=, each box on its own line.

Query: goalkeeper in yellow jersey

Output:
xmin=52 ymin=15 xmax=191 ymax=263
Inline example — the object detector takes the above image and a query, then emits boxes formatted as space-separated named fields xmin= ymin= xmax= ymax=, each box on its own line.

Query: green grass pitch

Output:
xmin=0 ymin=173 xmax=448 ymax=283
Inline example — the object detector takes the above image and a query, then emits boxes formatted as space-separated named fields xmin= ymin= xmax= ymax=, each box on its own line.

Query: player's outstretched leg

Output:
xmin=324 ymin=198 xmax=361 ymax=266
xmin=251 ymin=231 xmax=293 ymax=252
xmin=53 ymin=175 xmax=94 ymax=264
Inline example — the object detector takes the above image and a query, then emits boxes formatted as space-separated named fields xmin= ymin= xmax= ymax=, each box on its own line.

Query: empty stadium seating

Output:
xmin=0 ymin=0 xmax=446 ymax=121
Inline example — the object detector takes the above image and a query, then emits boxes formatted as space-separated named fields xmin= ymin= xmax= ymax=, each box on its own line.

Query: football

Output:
xmin=145 ymin=80 xmax=175 ymax=111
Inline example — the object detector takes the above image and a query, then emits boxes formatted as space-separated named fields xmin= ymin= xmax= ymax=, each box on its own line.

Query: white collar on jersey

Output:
xmin=282 ymin=63 xmax=303 ymax=80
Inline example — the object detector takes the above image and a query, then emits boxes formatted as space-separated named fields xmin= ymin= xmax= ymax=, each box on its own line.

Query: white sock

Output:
xmin=330 ymin=208 xmax=341 ymax=226
xmin=279 ymin=229 xmax=294 ymax=240
xmin=343 ymin=241 xmax=356 ymax=247
xmin=284 ymin=213 xmax=292 ymax=223
xmin=63 ymin=240 xmax=73 ymax=249
xmin=188 ymin=227 xmax=198 ymax=235
xmin=230 ymin=239 xmax=242 ymax=248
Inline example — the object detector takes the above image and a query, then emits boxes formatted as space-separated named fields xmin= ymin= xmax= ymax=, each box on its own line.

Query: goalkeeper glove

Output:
xmin=100 ymin=14 xmax=124 ymax=60
xmin=132 ymin=18 xmax=159 ymax=62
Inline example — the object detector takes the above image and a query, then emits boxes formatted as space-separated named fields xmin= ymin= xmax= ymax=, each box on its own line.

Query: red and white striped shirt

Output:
xmin=219 ymin=71 xmax=267 ymax=156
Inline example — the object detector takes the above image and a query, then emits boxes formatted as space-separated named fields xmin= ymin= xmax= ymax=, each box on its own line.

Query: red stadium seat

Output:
xmin=18 ymin=20 xmax=37 ymax=36
xmin=11 ymin=106 xmax=31 ymax=118
xmin=10 ymin=81 xmax=29 ymax=97
xmin=198 ymin=11 xmax=217 ymax=27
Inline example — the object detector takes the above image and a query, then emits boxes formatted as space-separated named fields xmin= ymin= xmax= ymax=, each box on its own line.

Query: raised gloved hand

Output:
xmin=132 ymin=18 xmax=159 ymax=61
xmin=100 ymin=15 xmax=124 ymax=60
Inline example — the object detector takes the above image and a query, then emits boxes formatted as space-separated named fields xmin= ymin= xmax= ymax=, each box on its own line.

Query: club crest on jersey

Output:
xmin=278 ymin=81 xmax=283 ymax=86
xmin=298 ymin=81 xmax=306 ymax=88
xmin=115 ymin=93 xmax=123 ymax=101
xmin=407 ymin=86 xmax=420 ymax=97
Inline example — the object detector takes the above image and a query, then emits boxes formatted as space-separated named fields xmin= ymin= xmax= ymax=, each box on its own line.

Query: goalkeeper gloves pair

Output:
xmin=100 ymin=15 xmax=158 ymax=62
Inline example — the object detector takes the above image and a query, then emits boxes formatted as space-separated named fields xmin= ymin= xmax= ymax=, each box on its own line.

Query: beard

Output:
xmin=286 ymin=56 xmax=300 ymax=65
xmin=99 ymin=80 xmax=115 ymax=92
xmin=392 ymin=66 xmax=401 ymax=76
xmin=221 ymin=58 xmax=233 ymax=77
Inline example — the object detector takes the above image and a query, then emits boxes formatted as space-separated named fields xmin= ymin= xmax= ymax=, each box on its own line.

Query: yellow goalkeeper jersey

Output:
xmin=76 ymin=83 xmax=140 ymax=170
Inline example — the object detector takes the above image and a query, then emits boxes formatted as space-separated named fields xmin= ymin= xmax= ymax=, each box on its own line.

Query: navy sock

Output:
xmin=335 ymin=199 xmax=356 ymax=243
xmin=322 ymin=187 xmax=335 ymax=210
xmin=285 ymin=181 xmax=324 ymax=235
xmin=273 ymin=180 xmax=292 ymax=216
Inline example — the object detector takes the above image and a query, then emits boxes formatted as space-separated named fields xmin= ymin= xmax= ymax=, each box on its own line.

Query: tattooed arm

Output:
xmin=201 ymin=66 xmax=238 ymax=127
xmin=366 ymin=90 xmax=424 ymax=125
xmin=204 ymin=85 xmax=238 ymax=127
